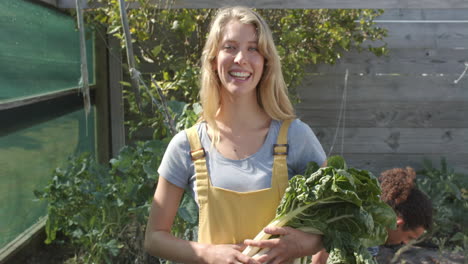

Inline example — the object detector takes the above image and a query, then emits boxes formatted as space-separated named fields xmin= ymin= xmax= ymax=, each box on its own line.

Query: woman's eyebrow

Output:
xmin=223 ymin=39 xmax=258 ymax=44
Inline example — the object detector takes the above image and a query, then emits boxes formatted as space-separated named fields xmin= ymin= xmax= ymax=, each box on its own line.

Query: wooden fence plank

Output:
xmin=307 ymin=49 xmax=468 ymax=75
xmin=297 ymin=75 xmax=468 ymax=101
xmin=296 ymin=101 xmax=468 ymax=128
xmin=56 ymin=0 xmax=468 ymax=9
xmin=312 ymin=127 xmax=468 ymax=154
xmin=377 ymin=9 xmax=468 ymax=20
xmin=166 ymin=0 xmax=468 ymax=9
xmin=307 ymin=60 xmax=467 ymax=75
xmin=338 ymin=153 xmax=468 ymax=176
xmin=338 ymin=48 xmax=468 ymax=61
xmin=367 ymin=23 xmax=468 ymax=49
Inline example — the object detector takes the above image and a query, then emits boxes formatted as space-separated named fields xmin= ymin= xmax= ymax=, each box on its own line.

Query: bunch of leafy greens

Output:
xmin=243 ymin=156 xmax=396 ymax=264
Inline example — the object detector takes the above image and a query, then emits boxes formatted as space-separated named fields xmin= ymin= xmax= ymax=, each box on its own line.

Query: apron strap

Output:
xmin=186 ymin=120 xmax=293 ymax=208
xmin=273 ymin=119 xmax=293 ymax=198
xmin=185 ymin=125 xmax=209 ymax=205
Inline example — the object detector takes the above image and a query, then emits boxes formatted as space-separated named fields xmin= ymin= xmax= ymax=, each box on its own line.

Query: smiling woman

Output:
xmin=143 ymin=6 xmax=327 ymax=264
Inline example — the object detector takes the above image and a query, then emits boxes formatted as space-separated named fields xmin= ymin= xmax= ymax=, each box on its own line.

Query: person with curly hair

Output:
xmin=312 ymin=166 xmax=433 ymax=263
xmin=379 ymin=167 xmax=433 ymax=245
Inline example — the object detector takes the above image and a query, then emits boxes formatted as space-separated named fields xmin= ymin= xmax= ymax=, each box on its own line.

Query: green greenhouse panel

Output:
xmin=0 ymin=0 xmax=94 ymax=102
xmin=0 ymin=108 xmax=95 ymax=249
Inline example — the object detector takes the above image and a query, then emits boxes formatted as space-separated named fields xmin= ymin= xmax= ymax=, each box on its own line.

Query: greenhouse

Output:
xmin=1 ymin=0 xmax=466 ymax=263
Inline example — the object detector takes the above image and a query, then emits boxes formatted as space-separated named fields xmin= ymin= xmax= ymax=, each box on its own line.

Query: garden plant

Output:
xmin=34 ymin=1 xmax=466 ymax=263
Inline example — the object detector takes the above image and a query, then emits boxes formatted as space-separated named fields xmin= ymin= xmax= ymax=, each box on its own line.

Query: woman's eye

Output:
xmin=249 ymin=47 xmax=258 ymax=51
xmin=223 ymin=45 xmax=234 ymax=50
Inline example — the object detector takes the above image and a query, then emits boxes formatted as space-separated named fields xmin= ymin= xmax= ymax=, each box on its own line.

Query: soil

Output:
xmin=5 ymin=237 xmax=466 ymax=264
xmin=376 ymin=244 xmax=465 ymax=264
xmin=5 ymin=240 xmax=75 ymax=264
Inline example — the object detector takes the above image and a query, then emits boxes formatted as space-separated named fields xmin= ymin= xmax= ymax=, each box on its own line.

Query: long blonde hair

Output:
xmin=199 ymin=6 xmax=295 ymax=141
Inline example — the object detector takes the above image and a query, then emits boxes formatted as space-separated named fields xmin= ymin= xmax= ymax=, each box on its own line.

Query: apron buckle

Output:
xmin=190 ymin=148 xmax=206 ymax=160
xmin=273 ymin=144 xmax=289 ymax=155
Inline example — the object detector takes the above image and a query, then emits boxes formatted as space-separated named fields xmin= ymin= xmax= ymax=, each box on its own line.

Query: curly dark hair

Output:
xmin=379 ymin=167 xmax=433 ymax=231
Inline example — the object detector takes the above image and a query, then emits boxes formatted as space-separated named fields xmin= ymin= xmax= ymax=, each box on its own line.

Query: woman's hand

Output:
xmin=199 ymin=243 xmax=260 ymax=264
xmin=311 ymin=249 xmax=329 ymax=264
xmin=243 ymin=226 xmax=323 ymax=264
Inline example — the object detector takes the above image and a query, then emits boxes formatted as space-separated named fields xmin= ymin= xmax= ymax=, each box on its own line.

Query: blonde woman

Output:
xmin=144 ymin=6 xmax=326 ymax=264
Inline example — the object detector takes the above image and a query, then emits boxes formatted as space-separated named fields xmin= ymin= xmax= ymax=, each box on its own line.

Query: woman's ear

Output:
xmin=396 ymin=217 xmax=405 ymax=228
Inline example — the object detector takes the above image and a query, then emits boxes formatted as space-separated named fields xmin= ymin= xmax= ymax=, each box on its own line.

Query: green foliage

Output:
xmin=84 ymin=1 xmax=210 ymax=139
xmin=51 ymin=3 xmax=389 ymax=262
xmin=35 ymin=139 xmax=199 ymax=263
xmin=82 ymin=2 xmax=387 ymax=137
xmin=416 ymin=158 xmax=468 ymax=252
xmin=35 ymin=94 xmax=201 ymax=262
xmin=256 ymin=9 xmax=387 ymax=97
xmin=327 ymin=155 xmax=347 ymax=170
xmin=247 ymin=156 xmax=396 ymax=264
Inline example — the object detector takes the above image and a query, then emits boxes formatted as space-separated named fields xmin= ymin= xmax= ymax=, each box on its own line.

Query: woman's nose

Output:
xmin=234 ymin=49 xmax=247 ymax=64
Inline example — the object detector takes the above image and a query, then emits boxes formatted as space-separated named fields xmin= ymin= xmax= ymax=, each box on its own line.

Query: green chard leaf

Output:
xmin=244 ymin=155 xmax=397 ymax=264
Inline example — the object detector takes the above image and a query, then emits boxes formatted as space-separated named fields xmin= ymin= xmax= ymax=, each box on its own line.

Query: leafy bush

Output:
xmin=35 ymin=141 xmax=159 ymax=263
xmin=82 ymin=2 xmax=388 ymax=138
xmin=38 ymin=3 xmax=390 ymax=262
xmin=35 ymin=101 xmax=200 ymax=263
xmin=416 ymin=158 xmax=468 ymax=253
xmin=35 ymin=141 xmax=199 ymax=263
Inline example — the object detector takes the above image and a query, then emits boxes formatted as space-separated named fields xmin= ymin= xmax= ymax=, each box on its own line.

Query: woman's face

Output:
xmin=214 ymin=20 xmax=265 ymax=98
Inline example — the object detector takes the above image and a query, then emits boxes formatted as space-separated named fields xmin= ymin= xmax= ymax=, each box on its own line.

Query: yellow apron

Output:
xmin=185 ymin=120 xmax=292 ymax=244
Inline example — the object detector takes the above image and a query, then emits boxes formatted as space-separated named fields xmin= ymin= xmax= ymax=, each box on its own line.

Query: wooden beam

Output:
xmin=31 ymin=0 xmax=58 ymax=8
xmin=94 ymin=31 xmax=111 ymax=164
xmin=0 ymin=217 xmax=47 ymax=264
xmin=0 ymin=88 xmax=83 ymax=111
xmin=108 ymin=36 xmax=126 ymax=157
xmin=56 ymin=0 xmax=468 ymax=9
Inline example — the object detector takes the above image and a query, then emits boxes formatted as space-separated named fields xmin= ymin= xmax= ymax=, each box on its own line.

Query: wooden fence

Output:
xmin=295 ymin=9 xmax=468 ymax=175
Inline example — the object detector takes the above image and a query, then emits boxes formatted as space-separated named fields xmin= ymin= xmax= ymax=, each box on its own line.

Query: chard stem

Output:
xmin=326 ymin=214 xmax=353 ymax=223
xmin=243 ymin=196 xmax=347 ymax=257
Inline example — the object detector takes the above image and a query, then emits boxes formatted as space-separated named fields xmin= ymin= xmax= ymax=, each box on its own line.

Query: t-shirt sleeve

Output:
xmin=157 ymin=130 xmax=193 ymax=190
xmin=288 ymin=119 xmax=326 ymax=176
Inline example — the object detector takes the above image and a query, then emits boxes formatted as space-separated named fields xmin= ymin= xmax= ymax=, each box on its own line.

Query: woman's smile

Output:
xmin=215 ymin=20 xmax=265 ymax=96
xmin=228 ymin=70 xmax=252 ymax=81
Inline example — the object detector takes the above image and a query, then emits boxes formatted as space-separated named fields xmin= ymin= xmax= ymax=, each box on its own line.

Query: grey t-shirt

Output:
xmin=158 ymin=119 xmax=326 ymax=202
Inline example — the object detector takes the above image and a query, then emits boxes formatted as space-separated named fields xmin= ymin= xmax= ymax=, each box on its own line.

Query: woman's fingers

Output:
xmin=263 ymin=226 xmax=292 ymax=236
xmin=237 ymin=252 xmax=260 ymax=264
xmin=245 ymin=237 xmax=280 ymax=248
xmin=244 ymin=227 xmax=323 ymax=264
xmin=233 ymin=242 xmax=248 ymax=252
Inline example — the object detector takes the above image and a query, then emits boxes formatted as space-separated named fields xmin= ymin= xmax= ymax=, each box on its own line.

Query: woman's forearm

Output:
xmin=144 ymin=229 xmax=208 ymax=264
